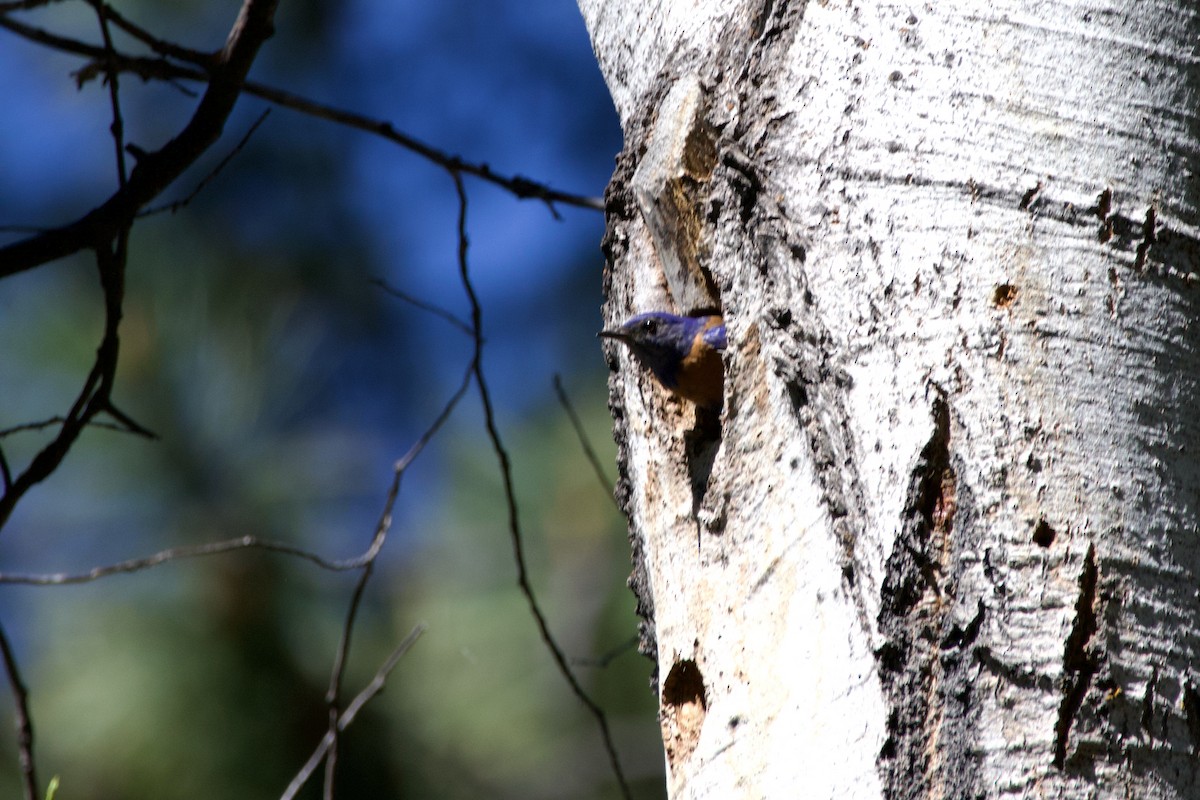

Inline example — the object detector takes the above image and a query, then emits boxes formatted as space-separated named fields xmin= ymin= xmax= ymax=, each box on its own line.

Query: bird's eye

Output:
xmin=640 ymin=318 xmax=659 ymax=335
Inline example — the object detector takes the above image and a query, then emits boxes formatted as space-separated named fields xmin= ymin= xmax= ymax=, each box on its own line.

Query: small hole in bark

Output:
xmin=661 ymin=659 xmax=707 ymax=768
xmin=1033 ymin=518 xmax=1056 ymax=547
xmin=993 ymin=283 xmax=1018 ymax=308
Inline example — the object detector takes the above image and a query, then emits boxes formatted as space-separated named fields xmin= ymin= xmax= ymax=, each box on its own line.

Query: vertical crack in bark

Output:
xmin=1053 ymin=543 xmax=1100 ymax=769
xmin=877 ymin=393 xmax=976 ymax=800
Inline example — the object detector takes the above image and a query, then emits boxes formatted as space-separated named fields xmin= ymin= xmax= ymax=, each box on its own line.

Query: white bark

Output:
xmin=581 ymin=0 xmax=1200 ymax=798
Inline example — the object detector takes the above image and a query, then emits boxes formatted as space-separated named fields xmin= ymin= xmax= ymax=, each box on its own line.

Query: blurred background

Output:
xmin=0 ymin=0 xmax=664 ymax=797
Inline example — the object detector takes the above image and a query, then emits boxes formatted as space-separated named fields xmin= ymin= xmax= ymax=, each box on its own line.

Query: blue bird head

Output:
xmin=598 ymin=311 xmax=726 ymax=406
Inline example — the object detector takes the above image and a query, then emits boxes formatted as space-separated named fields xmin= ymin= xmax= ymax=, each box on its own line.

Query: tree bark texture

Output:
xmin=579 ymin=0 xmax=1200 ymax=798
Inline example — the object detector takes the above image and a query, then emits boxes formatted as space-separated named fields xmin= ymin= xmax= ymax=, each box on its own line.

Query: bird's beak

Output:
xmin=597 ymin=329 xmax=628 ymax=342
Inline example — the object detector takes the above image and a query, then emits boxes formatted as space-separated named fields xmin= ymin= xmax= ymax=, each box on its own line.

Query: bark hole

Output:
xmin=1032 ymin=518 xmax=1056 ymax=547
xmin=992 ymin=283 xmax=1018 ymax=308
xmin=1053 ymin=543 xmax=1100 ymax=769
xmin=660 ymin=658 xmax=707 ymax=768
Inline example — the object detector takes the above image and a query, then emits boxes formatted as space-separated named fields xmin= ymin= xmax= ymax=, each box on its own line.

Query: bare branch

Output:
xmin=234 ymin=81 xmax=603 ymax=216
xmin=280 ymin=623 xmax=427 ymax=800
xmin=0 ymin=233 xmax=129 ymax=531
xmin=0 ymin=621 xmax=37 ymax=800
xmin=0 ymin=0 xmax=280 ymax=278
xmin=453 ymin=172 xmax=632 ymax=799
xmin=371 ymin=277 xmax=473 ymax=336
xmin=0 ymin=11 xmax=601 ymax=256
xmin=87 ymin=0 xmax=127 ymax=185
xmin=140 ymin=109 xmax=272 ymax=218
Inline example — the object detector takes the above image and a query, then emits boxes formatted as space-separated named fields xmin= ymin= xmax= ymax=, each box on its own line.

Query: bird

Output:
xmin=598 ymin=311 xmax=727 ymax=409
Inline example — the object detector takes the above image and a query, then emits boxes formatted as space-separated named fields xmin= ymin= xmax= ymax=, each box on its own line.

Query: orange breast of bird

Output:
xmin=674 ymin=320 xmax=725 ymax=408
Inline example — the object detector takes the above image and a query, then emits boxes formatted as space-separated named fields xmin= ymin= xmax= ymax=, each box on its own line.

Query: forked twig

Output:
xmin=280 ymin=623 xmax=426 ymax=800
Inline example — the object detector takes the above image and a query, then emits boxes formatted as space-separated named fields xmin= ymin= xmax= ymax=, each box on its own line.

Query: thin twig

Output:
xmin=0 ymin=0 xmax=64 ymax=12
xmin=322 ymin=563 xmax=371 ymax=800
xmin=100 ymin=401 xmax=158 ymax=439
xmin=140 ymin=109 xmax=271 ymax=217
xmin=0 ymin=415 xmax=140 ymax=439
xmin=0 ymin=448 xmax=10 ymax=493
xmin=0 ymin=361 xmax=475 ymax=586
xmin=452 ymin=172 xmax=632 ymax=799
xmin=553 ymin=374 xmax=617 ymax=504
xmin=307 ymin=360 xmax=473 ymax=797
xmin=96 ymin=1 xmax=214 ymax=68
xmin=571 ymin=635 xmax=639 ymax=669
xmin=88 ymin=0 xmax=127 ymax=186
xmin=0 ymin=230 xmax=129 ymax=531
xmin=0 ymin=621 xmax=37 ymax=800
xmin=280 ymin=623 xmax=426 ymax=800
xmin=371 ymin=277 xmax=472 ymax=336
xmin=0 ymin=536 xmax=358 ymax=585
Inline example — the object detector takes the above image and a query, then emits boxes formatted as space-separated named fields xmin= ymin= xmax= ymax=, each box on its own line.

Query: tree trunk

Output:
xmin=578 ymin=1 xmax=1200 ymax=797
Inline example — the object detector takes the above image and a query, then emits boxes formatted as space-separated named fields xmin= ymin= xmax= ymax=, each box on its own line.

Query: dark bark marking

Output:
xmin=685 ymin=415 xmax=722 ymax=523
xmin=880 ymin=392 xmax=954 ymax=619
xmin=974 ymin=645 xmax=1051 ymax=693
xmin=1094 ymin=187 xmax=1113 ymax=221
xmin=1020 ymin=180 xmax=1043 ymax=210
xmin=940 ymin=599 xmax=985 ymax=651
xmin=1133 ymin=206 xmax=1158 ymax=272
xmin=1182 ymin=679 xmax=1200 ymax=755
xmin=877 ymin=392 xmax=979 ymax=800
xmin=1141 ymin=665 xmax=1157 ymax=741
xmin=1052 ymin=543 xmax=1100 ymax=769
